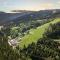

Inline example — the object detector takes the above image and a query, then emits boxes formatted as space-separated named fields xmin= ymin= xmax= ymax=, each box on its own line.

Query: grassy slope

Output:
xmin=19 ymin=18 xmax=60 ymax=48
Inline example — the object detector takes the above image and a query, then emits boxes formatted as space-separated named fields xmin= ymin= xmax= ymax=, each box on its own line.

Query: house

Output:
xmin=8 ymin=38 xmax=18 ymax=46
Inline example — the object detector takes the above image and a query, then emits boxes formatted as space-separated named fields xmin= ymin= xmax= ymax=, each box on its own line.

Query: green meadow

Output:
xmin=19 ymin=18 xmax=60 ymax=48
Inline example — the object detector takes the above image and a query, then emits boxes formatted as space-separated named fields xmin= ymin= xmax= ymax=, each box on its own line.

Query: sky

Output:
xmin=0 ymin=0 xmax=60 ymax=12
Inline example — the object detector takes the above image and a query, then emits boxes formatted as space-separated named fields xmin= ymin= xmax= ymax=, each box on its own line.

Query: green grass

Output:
xmin=19 ymin=18 xmax=60 ymax=48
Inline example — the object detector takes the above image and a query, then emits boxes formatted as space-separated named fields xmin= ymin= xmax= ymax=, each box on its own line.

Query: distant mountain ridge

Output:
xmin=0 ymin=11 xmax=32 ymax=25
xmin=0 ymin=9 xmax=60 ymax=26
xmin=11 ymin=10 xmax=36 ymax=13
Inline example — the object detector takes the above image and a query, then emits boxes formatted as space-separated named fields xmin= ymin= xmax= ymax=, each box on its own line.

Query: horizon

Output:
xmin=0 ymin=8 xmax=60 ymax=13
xmin=0 ymin=0 xmax=60 ymax=12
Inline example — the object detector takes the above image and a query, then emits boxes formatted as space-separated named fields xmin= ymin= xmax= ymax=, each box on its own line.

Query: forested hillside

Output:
xmin=20 ymin=18 xmax=60 ymax=48
xmin=20 ymin=21 xmax=60 ymax=60
xmin=0 ymin=9 xmax=60 ymax=60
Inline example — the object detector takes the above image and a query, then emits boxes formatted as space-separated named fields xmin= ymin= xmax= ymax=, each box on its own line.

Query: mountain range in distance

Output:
xmin=0 ymin=9 xmax=60 ymax=26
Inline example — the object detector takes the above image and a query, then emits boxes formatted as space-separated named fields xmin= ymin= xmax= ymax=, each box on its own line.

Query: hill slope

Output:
xmin=19 ymin=18 xmax=60 ymax=48
xmin=0 ymin=12 xmax=32 ymax=25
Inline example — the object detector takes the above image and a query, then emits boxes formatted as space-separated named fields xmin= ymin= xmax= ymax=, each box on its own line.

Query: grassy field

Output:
xmin=19 ymin=18 xmax=60 ymax=48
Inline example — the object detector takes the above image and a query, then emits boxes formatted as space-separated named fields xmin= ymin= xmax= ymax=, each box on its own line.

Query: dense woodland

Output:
xmin=20 ymin=22 xmax=60 ymax=60
xmin=0 ymin=17 xmax=60 ymax=60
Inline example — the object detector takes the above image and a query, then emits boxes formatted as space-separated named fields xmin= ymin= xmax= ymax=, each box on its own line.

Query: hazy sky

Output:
xmin=0 ymin=0 xmax=60 ymax=12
